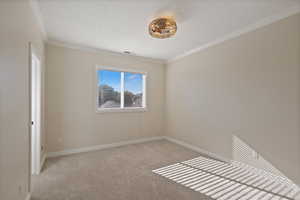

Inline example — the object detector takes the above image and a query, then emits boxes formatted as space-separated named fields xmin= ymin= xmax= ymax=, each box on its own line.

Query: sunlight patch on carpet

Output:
xmin=153 ymin=156 xmax=300 ymax=200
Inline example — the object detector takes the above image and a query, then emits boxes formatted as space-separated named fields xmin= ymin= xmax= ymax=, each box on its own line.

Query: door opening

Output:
xmin=30 ymin=44 xmax=41 ymax=175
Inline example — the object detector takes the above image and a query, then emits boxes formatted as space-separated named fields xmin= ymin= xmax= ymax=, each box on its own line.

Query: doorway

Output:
xmin=30 ymin=44 xmax=42 ymax=175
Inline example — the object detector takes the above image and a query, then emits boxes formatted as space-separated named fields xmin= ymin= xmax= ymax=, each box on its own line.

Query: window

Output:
xmin=97 ymin=68 xmax=146 ymax=112
xmin=124 ymin=72 xmax=143 ymax=108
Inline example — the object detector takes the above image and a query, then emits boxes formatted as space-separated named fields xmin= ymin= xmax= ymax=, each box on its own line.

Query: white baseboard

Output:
xmin=25 ymin=193 xmax=31 ymax=200
xmin=163 ymin=136 xmax=231 ymax=163
xmin=46 ymin=135 xmax=229 ymax=162
xmin=45 ymin=135 xmax=300 ymax=189
xmin=47 ymin=136 xmax=164 ymax=158
xmin=44 ymin=135 xmax=300 ymax=189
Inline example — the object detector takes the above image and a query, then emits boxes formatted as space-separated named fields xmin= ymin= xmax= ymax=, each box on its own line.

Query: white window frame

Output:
xmin=96 ymin=66 xmax=147 ymax=113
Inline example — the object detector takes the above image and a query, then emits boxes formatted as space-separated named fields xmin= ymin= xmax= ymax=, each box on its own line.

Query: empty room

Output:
xmin=1 ymin=0 xmax=300 ymax=200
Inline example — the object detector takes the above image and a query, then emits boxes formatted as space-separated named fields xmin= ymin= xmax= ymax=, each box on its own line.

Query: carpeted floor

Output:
xmin=31 ymin=140 xmax=213 ymax=200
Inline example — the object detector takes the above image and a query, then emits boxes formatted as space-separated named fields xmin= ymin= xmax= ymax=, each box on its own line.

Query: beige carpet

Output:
xmin=31 ymin=140 xmax=213 ymax=200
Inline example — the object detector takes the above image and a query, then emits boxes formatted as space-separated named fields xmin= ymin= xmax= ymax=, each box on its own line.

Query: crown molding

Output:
xmin=30 ymin=0 xmax=299 ymax=65
xmin=46 ymin=39 xmax=167 ymax=65
xmin=29 ymin=0 xmax=48 ymax=41
xmin=167 ymin=6 xmax=300 ymax=64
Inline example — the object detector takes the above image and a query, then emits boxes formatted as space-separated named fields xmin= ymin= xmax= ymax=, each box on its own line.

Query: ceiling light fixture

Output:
xmin=149 ymin=17 xmax=177 ymax=39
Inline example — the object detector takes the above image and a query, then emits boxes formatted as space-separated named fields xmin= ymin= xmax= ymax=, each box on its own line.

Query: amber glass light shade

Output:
xmin=149 ymin=17 xmax=177 ymax=39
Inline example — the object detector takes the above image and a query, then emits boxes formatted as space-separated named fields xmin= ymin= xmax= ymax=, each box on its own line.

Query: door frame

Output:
xmin=29 ymin=43 xmax=42 ymax=175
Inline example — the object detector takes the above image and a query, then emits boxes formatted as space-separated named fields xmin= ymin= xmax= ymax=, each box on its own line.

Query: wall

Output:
xmin=45 ymin=43 xmax=165 ymax=153
xmin=166 ymin=13 xmax=300 ymax=185
xmin=0 ymin=1 xmax=45 ymax=200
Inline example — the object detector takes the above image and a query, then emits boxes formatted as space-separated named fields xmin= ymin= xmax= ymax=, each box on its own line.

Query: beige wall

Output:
xmin=0 ymin=1 xmax=45 ymax=200
xmin=166 ymin=13 xmax=300 ymax=185
xmin=45 ymin=43 xmax=165 ymax=153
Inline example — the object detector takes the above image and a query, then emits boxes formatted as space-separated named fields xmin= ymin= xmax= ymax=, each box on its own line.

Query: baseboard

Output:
xmin=45 ymin=135 xmax=300 ymax=188
xmin=47 ymin=136 xmax=164 ymax=158
xmin=163 ymin=136 xmax=231 ymax=163
xmin=25 ymin=193 xmax=31 ymax=200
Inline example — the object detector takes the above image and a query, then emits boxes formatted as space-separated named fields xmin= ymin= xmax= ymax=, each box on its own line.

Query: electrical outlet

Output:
xmin=252 ymin=150 xmax=259 ymax=159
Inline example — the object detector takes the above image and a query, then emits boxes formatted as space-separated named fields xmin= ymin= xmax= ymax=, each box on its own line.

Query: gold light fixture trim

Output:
xmin=149 ymin=17 xmax=177 ymax=39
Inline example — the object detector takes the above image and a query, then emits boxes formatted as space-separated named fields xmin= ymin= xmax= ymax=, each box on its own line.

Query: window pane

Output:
xmin=124 ymin=72 xmax=143 ymax=107
xmin=98 ymin=70 xmax=121 ymax=108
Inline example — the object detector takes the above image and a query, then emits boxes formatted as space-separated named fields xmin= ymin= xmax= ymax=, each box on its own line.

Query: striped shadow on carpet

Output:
xmin=153 ymin=156 xmax=300 ymax=200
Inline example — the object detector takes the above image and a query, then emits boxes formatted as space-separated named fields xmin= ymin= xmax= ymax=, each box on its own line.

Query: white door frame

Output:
xmin=29 ymin=43 xmax=41 ymax=175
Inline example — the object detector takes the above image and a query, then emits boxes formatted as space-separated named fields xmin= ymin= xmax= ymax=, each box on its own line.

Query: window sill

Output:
xmin=96 ymin=107 xmax=147 ymax=113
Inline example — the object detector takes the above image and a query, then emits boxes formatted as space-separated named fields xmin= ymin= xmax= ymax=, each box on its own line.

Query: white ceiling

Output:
xmin=37 ymin=0 xmax=300 ymax=61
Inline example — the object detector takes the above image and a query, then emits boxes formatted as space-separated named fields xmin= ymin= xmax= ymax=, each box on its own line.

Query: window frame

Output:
xmin=95 ymin=66 xmax=147 ymax=113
